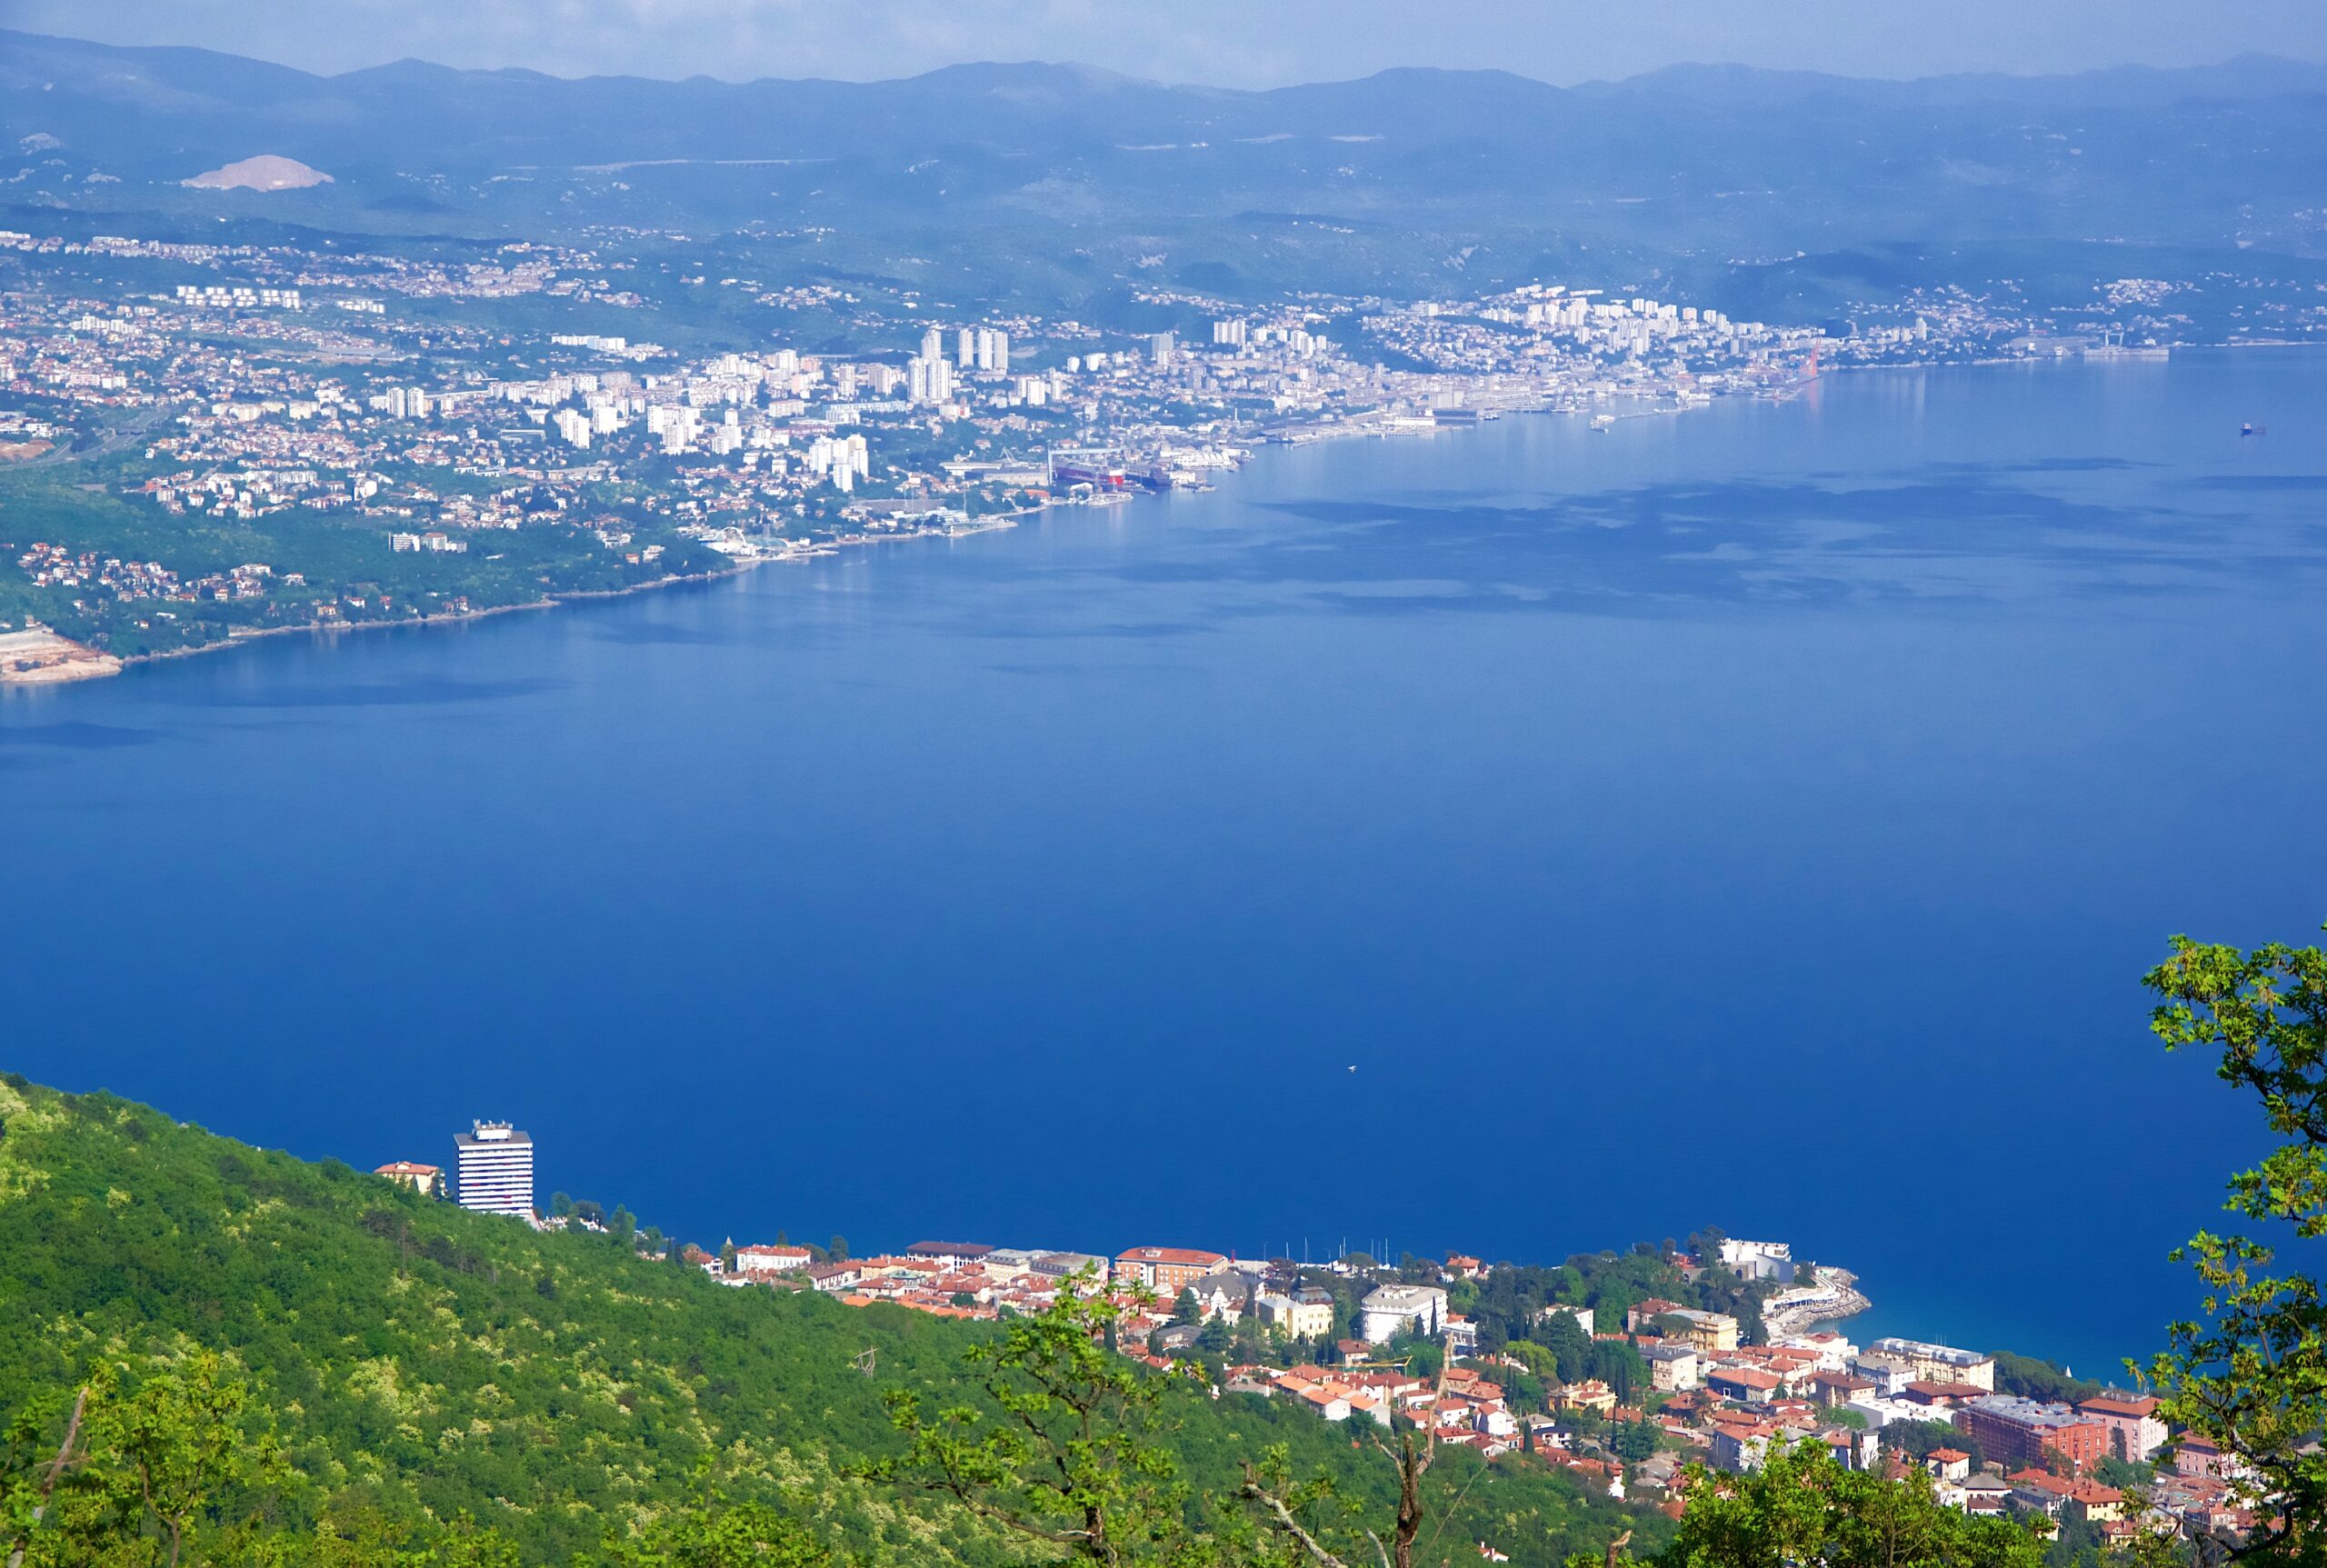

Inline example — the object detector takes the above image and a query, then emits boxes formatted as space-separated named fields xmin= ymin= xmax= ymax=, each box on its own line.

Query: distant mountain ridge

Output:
xmin=1579 ymin=54 xmax=2327 ymax=107
xmin=9 ymin=30 xmax=2325 ymax=108
xmin=5 ymin=28 xmax=2326 ymax=287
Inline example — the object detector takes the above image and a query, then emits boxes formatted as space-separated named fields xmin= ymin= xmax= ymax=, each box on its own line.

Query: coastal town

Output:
xmin=371 ymin=1124 xmax=2245 ymax=1558
xmin=3 ymin=217 xmax=2302 ymax=681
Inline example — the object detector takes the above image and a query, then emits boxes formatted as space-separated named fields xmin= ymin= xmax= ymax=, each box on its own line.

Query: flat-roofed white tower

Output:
xmin=454 ymin=1121 xmax=534 ymax=1217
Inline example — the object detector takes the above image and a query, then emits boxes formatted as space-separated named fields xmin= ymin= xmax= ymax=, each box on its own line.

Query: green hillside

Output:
xmin=0 ymin=1076 xmax=1645 ymax=1565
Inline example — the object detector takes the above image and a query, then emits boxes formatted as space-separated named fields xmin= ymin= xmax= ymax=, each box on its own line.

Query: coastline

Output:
xmin=3 ymin=504 xmax=1057 ymax=686
xmin=12 ymin=341 xmax=2274 ymax=690
xmin=1762 ymin=1268 xmax=1872 ymax=1340
xmin=0 ymin=392 xmax=1932 ymax=687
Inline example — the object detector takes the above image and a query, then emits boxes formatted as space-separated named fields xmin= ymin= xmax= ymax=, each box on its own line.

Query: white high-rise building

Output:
xmin=956 ymin=327 xmax=976 ymax=367
xmin=454 ymin=1121 xmax=534 ymax=1217
xmin=907 ymin=355 xmax=954 ymax=406
xmin=920 ymin=326 xmax=945 ymax=364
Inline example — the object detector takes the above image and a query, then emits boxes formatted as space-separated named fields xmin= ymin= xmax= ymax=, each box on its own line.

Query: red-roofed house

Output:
xmin=1299 ymin=1384 xmax=1353 ymax=1423
xmin=1706 ymin=1367 xmax=1783 ymax=1405
xmin=2009 ymin=1469 xmax=2076 ymax=1516
xmin=1807 ymin=1371 xmax=1875 ymax=1409
xmin=375 ymin=1161 xmax=444 ymax=1197
xmin=1555 ymin=1380 xmax=1618 ymax=1415
xmin=2067 ymin=1481 xmax=2124 ymax=1524
xmin=1925 ymin=1447 xmax=1972 ymax=1483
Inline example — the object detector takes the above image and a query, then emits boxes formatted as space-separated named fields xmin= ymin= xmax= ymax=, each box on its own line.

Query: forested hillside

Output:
xmin=7 ymin=922 xmax=2322 ymax=1564
xmin=0 ymin=1074 xmax=1643 ymax=1564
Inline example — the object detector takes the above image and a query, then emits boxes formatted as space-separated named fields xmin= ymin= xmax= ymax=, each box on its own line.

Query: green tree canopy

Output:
xmin=865 ymin=1274 xmax=1191 ymax=1566
xmin=2144 ymin=930 xmax=2327 ymax=1563
xmin=1648 ymin=1442 xmax=2041 ymax=1568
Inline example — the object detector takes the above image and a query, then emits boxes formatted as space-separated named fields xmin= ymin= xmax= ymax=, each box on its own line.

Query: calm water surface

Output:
xmin=10 ymin=352 xmax=2326 ymax=1373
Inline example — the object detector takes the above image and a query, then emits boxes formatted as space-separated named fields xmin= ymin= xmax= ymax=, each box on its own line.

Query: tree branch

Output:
xmin=5 ymin=1386 xmax=89 ymax=1568
xmin=1240 ymin=1473 xmax=1352 ymax=1568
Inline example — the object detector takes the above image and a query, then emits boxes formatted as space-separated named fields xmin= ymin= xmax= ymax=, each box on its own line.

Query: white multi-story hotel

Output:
xmin=454 ymin=1121 xmax=534 ymax=1217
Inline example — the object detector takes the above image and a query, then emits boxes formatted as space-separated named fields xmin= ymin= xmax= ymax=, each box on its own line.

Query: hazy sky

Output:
xmin=11 ymin=0 xmax=2326 ymax=87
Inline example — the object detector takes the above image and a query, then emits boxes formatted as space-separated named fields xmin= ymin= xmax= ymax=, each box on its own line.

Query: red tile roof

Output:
xmin=1116 ymin=1246 xmax=1228 ymax=1267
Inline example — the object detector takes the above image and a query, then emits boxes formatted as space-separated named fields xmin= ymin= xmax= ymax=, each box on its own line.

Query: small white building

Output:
xmin=1541 ymin=1303 xmax=1595 ymax=1337
xmin=1359 ymin=1283 xmax=1448 ymax=1344
xmin=1717 ymin=1239 xmax=1796 ymax=1283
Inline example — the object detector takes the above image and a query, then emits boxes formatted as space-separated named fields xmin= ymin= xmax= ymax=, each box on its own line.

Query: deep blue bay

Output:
xmin=9 ymin=351 xmax=2325 ymax=1375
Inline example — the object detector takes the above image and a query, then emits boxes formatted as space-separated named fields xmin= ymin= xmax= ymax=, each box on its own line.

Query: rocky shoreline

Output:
xmin=1762 ymin=1267 xmax=1872 ymax=1338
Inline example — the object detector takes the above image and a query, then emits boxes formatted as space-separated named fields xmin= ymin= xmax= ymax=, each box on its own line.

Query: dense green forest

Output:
xmin=0 ymin=1074 xmax=1649 ymax=1565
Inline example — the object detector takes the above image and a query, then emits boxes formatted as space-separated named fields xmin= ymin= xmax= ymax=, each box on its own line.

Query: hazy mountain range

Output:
xmin=5 ymin=29 xmax=2325 ymax=304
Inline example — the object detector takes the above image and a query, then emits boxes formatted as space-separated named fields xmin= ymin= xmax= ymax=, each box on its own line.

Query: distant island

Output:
xmin=183 ymin=153 xmax=334 ymax=192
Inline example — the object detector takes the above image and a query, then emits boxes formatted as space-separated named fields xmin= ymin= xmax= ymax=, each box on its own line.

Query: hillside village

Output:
xmin=500 ymin=1202 xmax=2245 ymax=1553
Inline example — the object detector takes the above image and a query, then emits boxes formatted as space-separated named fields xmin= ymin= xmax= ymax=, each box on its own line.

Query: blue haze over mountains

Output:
xmin=6 ymin=31 xmax=2327 ymax=308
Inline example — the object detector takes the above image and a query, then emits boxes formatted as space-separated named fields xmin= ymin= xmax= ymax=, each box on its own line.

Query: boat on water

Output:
xmin=1588 ymin=414 xmax=1617 ymax=432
